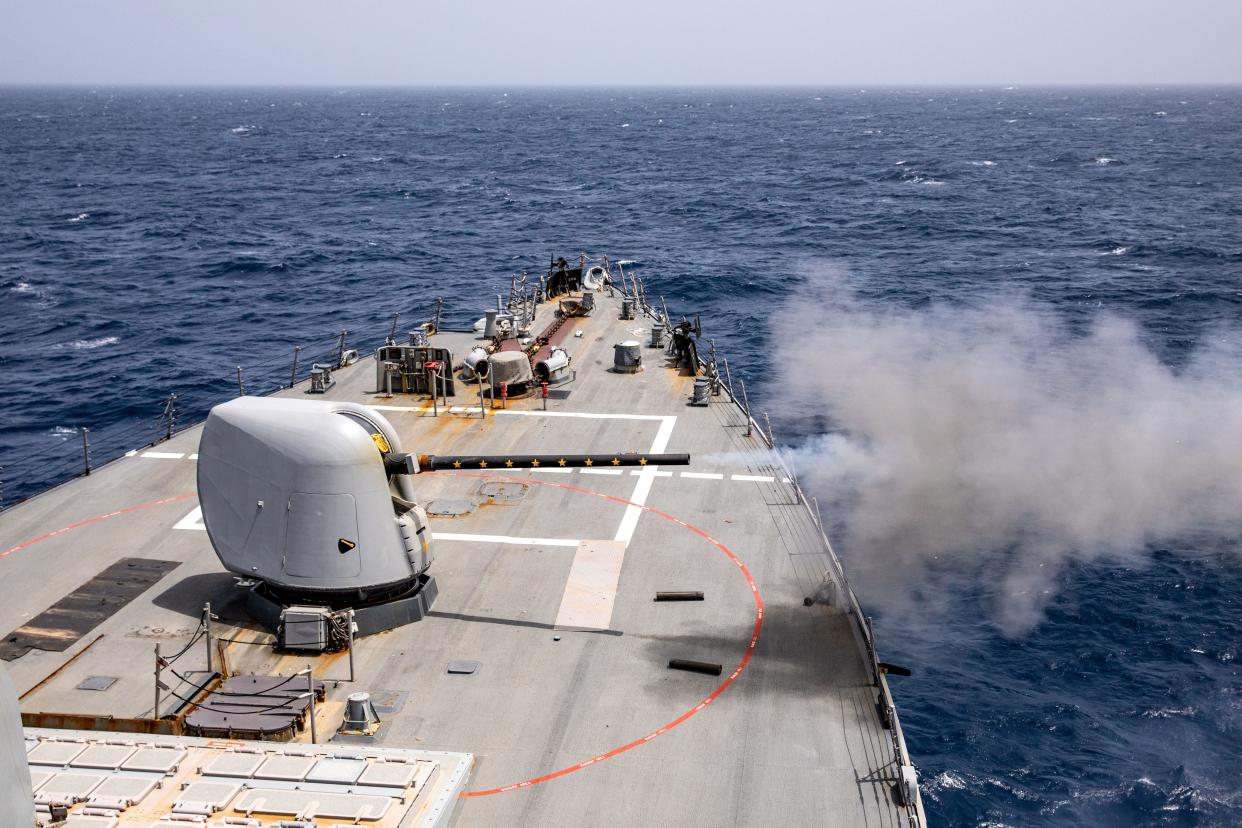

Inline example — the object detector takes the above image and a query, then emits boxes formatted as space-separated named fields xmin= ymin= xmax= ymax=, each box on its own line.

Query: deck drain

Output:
xmin=447 ymin=661 xmax=481 ymax=675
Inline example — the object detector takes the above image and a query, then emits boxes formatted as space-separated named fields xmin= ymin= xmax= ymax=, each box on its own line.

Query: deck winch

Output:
xmin=197 ymin=396 xmax=690 ymax=647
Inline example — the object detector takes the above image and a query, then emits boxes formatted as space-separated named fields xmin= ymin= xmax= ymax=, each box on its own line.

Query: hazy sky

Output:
xmin=3 ymin=0 xmax=1241 ymax=86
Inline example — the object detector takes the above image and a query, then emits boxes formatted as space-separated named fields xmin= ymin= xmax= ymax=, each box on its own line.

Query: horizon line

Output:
xmin=2 ymin=81 xmax=1241 ymax=91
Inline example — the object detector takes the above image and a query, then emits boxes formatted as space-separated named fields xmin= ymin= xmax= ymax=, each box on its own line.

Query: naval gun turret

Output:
xmin=198 ymin=396 xmax=689 ymax=650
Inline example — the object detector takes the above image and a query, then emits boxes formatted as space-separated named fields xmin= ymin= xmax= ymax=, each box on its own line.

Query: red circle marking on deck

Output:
xmin=444 ymin=472 xmax=765 ymax=798
xmin=1 ymin=493 xmax=197 ymax=559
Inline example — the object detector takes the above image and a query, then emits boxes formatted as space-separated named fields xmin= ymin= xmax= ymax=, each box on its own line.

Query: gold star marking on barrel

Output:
xmin=505 ymin=459 xmax=514 ymax=467
xmin=531 ymin=459 xmax=540 ymax=467
xmin=452 ymin=460 xmax=462 ymax=469
xmin=479 ymin=460 xmax=488 ymax=468
xmin=611 ymin=457 xmax=621 ymax=466
xmin=639 ymin=457 xmax=648 ymax=465
xmin=584 ymin=458 xmax=593 ymax=466
xmin=558 ymin=458 xmax=567 ymax=466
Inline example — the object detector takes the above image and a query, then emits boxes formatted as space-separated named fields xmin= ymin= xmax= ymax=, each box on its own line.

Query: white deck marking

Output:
xmin=681 ymin=471 xmax=724 ymax=480
xmin=554 ymin=539 xmax=627 ymax=631
xmin=530 ymin=467 xmax=573 ymax=474
xmin=124 ymin=449 xmax=138 ymax=457
xmin=628 ymin=469 xmax=672 ymax=477
xmin=614 ymin=415 xmax=677 ymax=546
xmin=498 ymin=410 xmax=670 ymax=422
xmin=732 ymin=474 xmax=775 ymax=482
xmin=582 ymin=468 xmax=623 ymax=475
xmin=433 ymin=532 xmax=579 ymax=547
xmin=142 ymin=451 xmax=185 ymax=459
xmin=188 ymin=453 xmax=199 ymax=460
xmin=173 ymin=506 xmax=207 ymax=531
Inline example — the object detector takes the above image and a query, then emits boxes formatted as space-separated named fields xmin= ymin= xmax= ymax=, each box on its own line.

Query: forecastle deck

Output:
xmin=0 ymin=278 xmax=925 ymax=826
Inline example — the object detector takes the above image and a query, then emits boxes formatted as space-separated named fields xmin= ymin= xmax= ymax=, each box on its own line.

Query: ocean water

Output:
xmin=2 ymin=87 xmax=1241 ymax=825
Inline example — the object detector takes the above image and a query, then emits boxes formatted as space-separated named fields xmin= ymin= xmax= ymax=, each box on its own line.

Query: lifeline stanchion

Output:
xmin=289 ymin=345 xmax=302 ymax=387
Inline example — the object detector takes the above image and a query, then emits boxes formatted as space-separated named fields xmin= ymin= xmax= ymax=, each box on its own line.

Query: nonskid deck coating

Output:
xmin=0 ymin=286 xmax=921 ymax=826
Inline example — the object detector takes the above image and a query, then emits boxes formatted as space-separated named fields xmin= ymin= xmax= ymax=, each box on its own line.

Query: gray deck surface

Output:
xmin=0 ymin=286 xmax=921 ymax=826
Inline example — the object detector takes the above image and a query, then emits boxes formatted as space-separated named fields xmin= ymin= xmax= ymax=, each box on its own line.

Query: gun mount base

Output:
xmin=244 ymin=574 xmax=439 ymax=641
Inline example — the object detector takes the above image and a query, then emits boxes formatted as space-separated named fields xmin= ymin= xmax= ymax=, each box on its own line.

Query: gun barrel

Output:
xmin=417 ymin=453 xmax=690 ymax=472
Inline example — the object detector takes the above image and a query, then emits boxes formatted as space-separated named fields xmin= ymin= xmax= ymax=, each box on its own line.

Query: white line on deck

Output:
xmin=731 ymin=474 xmax=775 ymax=482
xmin=433 ymin=532 xmax=579 ymax=547
xmin=555 ymin=539 xmax=628 ymax=631
xmin=614 ymin=415 xmax=677 ymax=546
xmin=530 ymin=467 xmax=574 ymax=474
xmin=628 ymin=469 xmax=672 ymax=477
xmin=173 ymin=506 xmax=207 ymax=531
xmin=497 ymin=410 xmax=670 ymax=422
xmin=142 ymin=451 xmax=185 ymax=459
xmin=581 ymin=468 xmax=623 ymax=475
xmin=681 ymin=471 xmax=724 ymax=480
xmin=188 ymin=453 xmax=199 ymax=460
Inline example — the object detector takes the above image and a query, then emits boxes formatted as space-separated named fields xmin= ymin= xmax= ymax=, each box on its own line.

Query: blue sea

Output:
xmin=2 ymin=87 xmax=1240 ymax=825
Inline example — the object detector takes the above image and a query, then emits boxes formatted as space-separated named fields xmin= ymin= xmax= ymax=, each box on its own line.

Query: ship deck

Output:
xmin=0 ymin=283 xmax=923 ymax=826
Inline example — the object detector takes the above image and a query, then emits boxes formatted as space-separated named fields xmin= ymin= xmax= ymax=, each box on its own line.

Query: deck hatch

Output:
xmin=0 ymin=557 xmax=179 ymax=660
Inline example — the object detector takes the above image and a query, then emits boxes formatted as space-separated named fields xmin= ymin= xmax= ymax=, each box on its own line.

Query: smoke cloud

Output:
xmin=771 ymin=273 xmax=1242 ymax=635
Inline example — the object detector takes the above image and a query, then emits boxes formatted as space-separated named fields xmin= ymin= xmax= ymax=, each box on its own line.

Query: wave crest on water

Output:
xmin=60 ymin=335 xmax=120 ymax=350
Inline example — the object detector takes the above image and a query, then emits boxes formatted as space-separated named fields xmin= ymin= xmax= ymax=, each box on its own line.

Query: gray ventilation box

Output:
xmin=280 ymin=606 xmax=332 ymax=651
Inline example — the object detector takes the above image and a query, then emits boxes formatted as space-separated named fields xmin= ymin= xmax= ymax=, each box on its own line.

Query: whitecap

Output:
xmin=971 ymin=160 xmax=997 ymax=166
xmin=934 ymin=771 xmax=968 ymax=790
xmin=11 ymin=281 xmax=33 ymax=293
xmin=67 ymin=336 xmax=120 ymax=350
xmin=621 ymin=123 xmax=630 ymax=128
xmin=49 ymin=426 xmax=78 ymax=439
xmin=1005 ymin=118 xmax=1018 ymax=124
xmin=1094 ymin=157 xmax=1119 ymax=166
xmin=1154 ymin=111 xmax=1167 ymax=117
xmin=616 ymin=259 xmax=639 ymax=266
xmin=1100 ymin=246 xmax=1132 ymax=256
xmin=68 ymin=212 xmax=89 ymax=222
xmin=230 ymin=125 xmax=257 ymax=134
